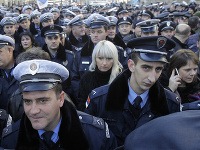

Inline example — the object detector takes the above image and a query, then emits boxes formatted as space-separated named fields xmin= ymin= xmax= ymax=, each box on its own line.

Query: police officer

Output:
xmin=17 ymin=14 xmax=31 ymax=35
xmin=67 ymin=15 xmax=89 ymax=52
xmin=30 ymin=9 xmax=41 ymax=36
xmin=106 ymin=16 xmax=127 ymax=49
xmin=158 ymin=20 xmax=176 ymax=39
xmin=0 ymin=35 xmax=19 ymax=110
xmin=86 ymin=36 xmax=180 ymax=146
xmin=50 ymin=8 xmax=61 ymax=25
xmin=35 ymin=12 xmax=54 ymax=47
xmin=70 ymin=14 xmax=127 ymax=103
xmin=1 ymin=59 xmax=117 ymax=150
xmin=136 ymin=19 xmax=160 ymax=37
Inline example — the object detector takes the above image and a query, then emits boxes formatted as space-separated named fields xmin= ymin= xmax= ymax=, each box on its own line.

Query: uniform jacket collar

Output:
xmin=105 ymin=69 xmax=170 ymax=115
xmin=16 ymin=101 xmax=89 ymax=150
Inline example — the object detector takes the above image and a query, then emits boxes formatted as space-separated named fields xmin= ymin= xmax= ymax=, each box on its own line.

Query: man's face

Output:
xmin=3 ymin=25 xmax=16 ymax=36
xmin=23 ymin=88 xmax=64 ymax=131
xmin=72 ymin=25 xmax=86 ymax=38
xmin=141 ymin=31 xmax=158 ymax=37
xmin=52 ymin=12 xmax=60 ymax=20
xmin=45 ymin=34 xmax=61 ymax=50
xmin=90 ymin=27 xmax=108 ymax=44
xmin=161 ymin=29 xmax=175 ymax=39
xmin=107 ymin=26 xmax=116 ymax=39
xmin=134 ymin=26 xmax=141 ymax=37
xmin=0 ymin=46 xmax=14 ymax=69
xmin=128 ymin=58 xmax=164 ymax=94
xmin=32 ymin=15 xmax=40 ymax=24
xmin=20 ymin=19 xmax=30 ymax=30
xmin=42 ymin=19 xmax=54 ymax=27
xmin=118 ymin=24 xmax=132 ymax=36
xmin=24 ymin=8 xmax=32 ymax=15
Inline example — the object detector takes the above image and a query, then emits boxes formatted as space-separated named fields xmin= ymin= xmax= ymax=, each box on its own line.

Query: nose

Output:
xmin=147 ymin=71 xmax=156 ymax=83
xmin=29 ymin=103 xmax=40 ymax=115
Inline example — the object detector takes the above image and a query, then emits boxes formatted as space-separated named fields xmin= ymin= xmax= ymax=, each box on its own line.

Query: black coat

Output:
xmin=86 ymin=69 xmax=180 ymax=146
xmin=16 ymin=101 xmax=89 ymax=150
xmin=1 ymin=101 xmax=117 ymax=150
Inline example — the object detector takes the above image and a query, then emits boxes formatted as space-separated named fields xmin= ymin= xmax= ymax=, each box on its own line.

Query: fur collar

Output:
xmin=105 ymin=69 xmax=169 ymax=115
xmin=81 ymin=39 xmax=94 ymax=57
xmin=68 ymin=31 xmax=89 ymax=46
xmin=16 ymin=101 xmax=89 ymax=150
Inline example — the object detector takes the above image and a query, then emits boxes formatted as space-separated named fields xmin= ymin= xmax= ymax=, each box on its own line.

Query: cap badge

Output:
xmin=108 ymin=17 xmax=112 ymax=21
xmin=166 ymin=21 xmax=170 ymax=27
xmin=93 ymin=16 xmax=98 ymax=21
xmin=123 ymin=17 xmax=127 ymax=20
xmin=29 ymin=62 xmax=39 ymax=75
xmin=157 ymin=37 xmax=167 ymax=49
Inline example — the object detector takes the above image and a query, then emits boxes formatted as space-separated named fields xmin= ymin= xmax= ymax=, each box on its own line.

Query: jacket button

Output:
xmin=149 ymin=115 xmax=152 ymax=118
xmin=79 ymin=116 xmax=82 ymax=120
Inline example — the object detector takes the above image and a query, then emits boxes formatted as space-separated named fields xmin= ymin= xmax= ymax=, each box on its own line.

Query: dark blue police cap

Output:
xmin=41 ymin=25 xmax=63 ymax=37
xmin=159 ymin=21 xmax=176 ymax=32
xmin=117 ymin=17 xmax=133 ymax=26
xmin=116 ymin=8 xmax=129 ymax=16
xmin=136 ymin=19 xmax=160 ymax=33
xmin=127 ymin=36 xmax=176 ymax=63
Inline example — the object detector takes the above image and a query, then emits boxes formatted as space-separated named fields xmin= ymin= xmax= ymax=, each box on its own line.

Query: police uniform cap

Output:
xmin=159 ymin=21 xmax=176 ymax=32
xmin=40 ymin=13 xmax=54 ymax=23
xmin=41 ymin=25 xmax=63 ymax=37
xmin=61 ymin=9 xmax=76 ymax=17
xmin=17 ymin=14 xmax=30 ymax=23
xmin=106 ymin=16 xmax=118 ymax=26
xmin=50 ymin=8 xmax=60 ymax=13
xmin=116 ymin=8 xmax=128 ymax=16
xmin=30 ymin=9 xmax=41 ymax=18
xmin=127 ymin=36 xmax=176 ymax=63
xmin=68 ymin=14 xmax=84 ymax=26
xmin=0 ymin=34 xmax=15 ymax=48
xmin=69 ymin=6 xmax=81 ymax=13
xmin=61 ymin=18 xmax=71 ymax=26
xmin=89 ymin=14 xmax=110 ymax=29
xmin=22 ymin=5 xmax=33 ymax=13
xmin=117 ymin=16 xmax=132 ymax=26
xmin=155 ymin=12 xmax=170 ymax=20
xmin=0 ymin=17 xmax=16 ymax=26
xmin=141 ymin=10 xmax=154 ymax=19
xmin=13 ymin=59 xmax=69 ymax=92
xmin=136 ymin=19 xmax=160 ymax=33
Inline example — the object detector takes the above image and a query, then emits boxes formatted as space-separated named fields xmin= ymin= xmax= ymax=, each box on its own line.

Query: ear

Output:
xmin=58 ymin=91 xmax=65 ymax=107
xmin=128 ymin=59 xmax=135 ymax=72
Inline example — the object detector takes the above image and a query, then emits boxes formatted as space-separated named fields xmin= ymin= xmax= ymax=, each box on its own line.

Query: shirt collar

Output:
xmin=38 ymin=117 xmax=62 ymax=143
xmin=128 ymin=78 xmax=149 ymax=107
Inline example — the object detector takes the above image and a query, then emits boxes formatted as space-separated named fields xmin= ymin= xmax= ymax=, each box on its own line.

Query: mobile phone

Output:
xmin=175 ymin=68 xmax=179 ymax=76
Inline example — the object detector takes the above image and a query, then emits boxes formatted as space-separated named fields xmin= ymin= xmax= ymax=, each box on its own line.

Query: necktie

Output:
xmin=133 ymin=96 xmax=142 ymax=110
xmin=129 ymin=96 xmax=142 ymax=118
xmin=42 ymin=131 xmax=54 ymax=148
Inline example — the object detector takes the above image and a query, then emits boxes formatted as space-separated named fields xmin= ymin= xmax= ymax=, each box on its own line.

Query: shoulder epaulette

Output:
xmin=65 ymin=49 xmax=75 ymax=55
xmin=77 ymin=111 xmax=104 ymax=129
xmin=89 ymin=84 xmax=109 ymax=100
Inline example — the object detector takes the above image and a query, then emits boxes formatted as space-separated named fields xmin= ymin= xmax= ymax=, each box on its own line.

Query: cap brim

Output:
xmin=21 ymin=82 xmax=58 ymax=92
xmin=139 ymin=52 xmax=168 ymax=63
xmin=141 ymin=26 xmax=157 ymax=33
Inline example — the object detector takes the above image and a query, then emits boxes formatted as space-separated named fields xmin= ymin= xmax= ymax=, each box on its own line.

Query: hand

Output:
xmin=168 ymin=69 xmax=182 ymax=92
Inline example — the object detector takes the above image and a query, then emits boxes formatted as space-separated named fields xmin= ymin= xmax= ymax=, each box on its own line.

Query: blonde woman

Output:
xmin=78 ymin=40 xmax=123 ymax=111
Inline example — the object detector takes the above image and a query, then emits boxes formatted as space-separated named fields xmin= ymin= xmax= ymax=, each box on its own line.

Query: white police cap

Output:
xmin=30 ymin=9 xmax=41 ymax=18
xmin=0 ymin=34 xmax=15 ymax=48
xmin=68 ymin=14 xmax=84 ymax=26
xmin=17 ymin=14 xmax=31 ymax=23
xmin=50 ymin=8 xmax=60 ymax=13
xmin=89 ymin=14 xmax=110 ymax=29
xmin=13 ymin=59 xmax=69 ymax=92
xmin=22 ymin=5 xmax=33 ymax=13
xmin=40 ymin=13 xmax=54 ymax=23
xmin=62 ymin=9 xmax=76 ymax=17
xmin=106 ymin=16 xmax=118 ymax=26
xmin=0 ymin=17 xmax=16 ymax=26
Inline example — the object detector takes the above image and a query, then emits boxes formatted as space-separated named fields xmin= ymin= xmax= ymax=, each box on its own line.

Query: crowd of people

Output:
xmin=0 ymin=1 xmax=199 ymax=149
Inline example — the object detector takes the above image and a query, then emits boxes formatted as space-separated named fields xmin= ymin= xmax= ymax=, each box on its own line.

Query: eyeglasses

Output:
xmin=46 ymin=35 xmax=60 ymax=40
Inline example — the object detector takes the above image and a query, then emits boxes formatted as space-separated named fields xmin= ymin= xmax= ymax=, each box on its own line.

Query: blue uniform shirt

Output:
xmin=38 ymin=118 xmax=62 ymax=143
xmin=128 ymin=79 xmax=149 ymax=108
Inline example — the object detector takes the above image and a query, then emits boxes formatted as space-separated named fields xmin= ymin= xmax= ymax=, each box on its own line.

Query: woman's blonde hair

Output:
xmin=89 ymin=40 xmax=123 ymax=84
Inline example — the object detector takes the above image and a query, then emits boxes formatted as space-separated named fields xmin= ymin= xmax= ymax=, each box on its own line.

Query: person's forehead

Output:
xmin=20 ymin=19 xmax=29 ymax=23
xmin=22 ymin=89 xmax=54 ymax=99
xmin=4 ymin=24 xmax=14 ymax=27
xmin=90 ymin=27 xmax=105 ymax=31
